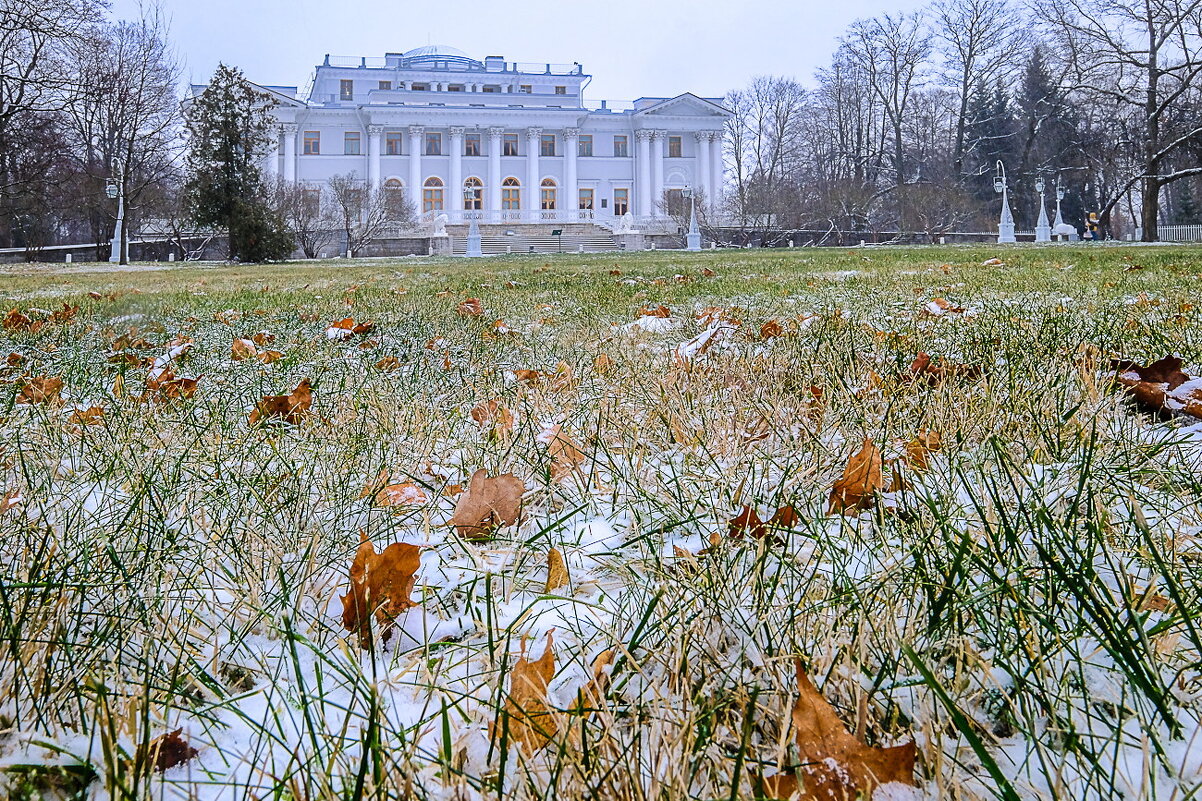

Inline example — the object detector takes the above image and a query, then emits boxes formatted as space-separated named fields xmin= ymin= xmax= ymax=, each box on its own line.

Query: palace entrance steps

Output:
xmin=445 ymin=222 xmax=620 ymax=255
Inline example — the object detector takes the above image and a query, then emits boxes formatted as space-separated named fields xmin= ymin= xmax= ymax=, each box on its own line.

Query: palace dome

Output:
xmin=400 ymin=45 xmax=482 ymax=69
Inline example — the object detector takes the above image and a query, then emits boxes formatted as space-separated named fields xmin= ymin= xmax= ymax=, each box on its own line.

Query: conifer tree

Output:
xmin=184 ymin=64 xmax=292 ymax=262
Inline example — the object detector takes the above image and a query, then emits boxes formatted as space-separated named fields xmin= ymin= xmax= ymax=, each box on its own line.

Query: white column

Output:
xmin=710 ymin=131 xmax=724 ymax=215
xmin=367 ymin=125 xmax=383 ymax=188
xmin=563 ymin=128 xmax=579 ymax=222
xmin=651 ymin=130 xmax=666 ymax=217
xmin=282 ymin=123 xmax=298 ymax=182
xmin=408 ymin=125 xmax=423 ymax=209
xmin=264 ymin=126 xmax=280 ymax=180
xmin=449 ymin=126 xmax=465 ymax=215
xmin=636 ymin=130 xmax=652 ymax=219
xmin=488 ymin=126 xmax=504 ymax=215
xmin=526 ymin=127 xmax=542 ymax=222
xmin=695 ymin=131 xmax=711 ymax=201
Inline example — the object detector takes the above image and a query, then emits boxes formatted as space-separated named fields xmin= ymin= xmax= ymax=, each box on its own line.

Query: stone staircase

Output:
xmin=445 ymin=223 xmax=619 ymax=255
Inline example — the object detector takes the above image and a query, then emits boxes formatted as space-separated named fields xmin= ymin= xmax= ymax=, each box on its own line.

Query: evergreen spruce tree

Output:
xmin=185 ymin=64 xmax=293 ymax=262
xmin=963 ymin=80 xmax=1018 ymax=211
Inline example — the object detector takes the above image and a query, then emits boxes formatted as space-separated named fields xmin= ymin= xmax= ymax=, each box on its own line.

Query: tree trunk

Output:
xmin=1141 ymin=176 xmax=1160 ymax=242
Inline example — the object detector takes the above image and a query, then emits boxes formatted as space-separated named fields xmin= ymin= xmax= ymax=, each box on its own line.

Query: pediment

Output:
xmin=634 ymin=93 xmax=731 ymax=118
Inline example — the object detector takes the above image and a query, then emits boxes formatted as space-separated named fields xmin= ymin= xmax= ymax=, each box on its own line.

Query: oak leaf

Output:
xmin=491 ymin=631 xmax=558 ymax=754
xmin=17 ymin=376 xmax=64 ymax=406
xmin=447 ymin=469 xmax=524 ymax=539
xmin=828 ymin=437 xmax=884 ymax=514
xmin=139 ymin=729 xmax=198 ymax=773
xmin=248 ymin=379 xmax=312 ymax=425
xmin=340 ymin=532 xmax=422 ymax=647
xmin=760 ymin=660 xmax=916 ymax=801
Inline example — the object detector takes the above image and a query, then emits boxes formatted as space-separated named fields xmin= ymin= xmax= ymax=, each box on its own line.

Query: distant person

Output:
xmin=1085 ymin=212 xmax=1101 ymax=242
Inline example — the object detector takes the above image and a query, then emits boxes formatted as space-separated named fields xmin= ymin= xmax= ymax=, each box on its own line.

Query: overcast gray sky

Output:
xmin=110 ymin=0 xmax=922 ymax=101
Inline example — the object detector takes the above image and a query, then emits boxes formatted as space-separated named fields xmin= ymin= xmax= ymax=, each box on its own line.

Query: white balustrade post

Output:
xmin=526 ymin=127 xmax=542 ymax=222
xmin=563 ymin=127 xmax=579 ymax=222
xmin=449 ymin=126 xmax=465 ymax=215
xmin=408 ymin=125 xmax=424 ymax=209
xmin=488 ymin=127 xmax=504 ymax=215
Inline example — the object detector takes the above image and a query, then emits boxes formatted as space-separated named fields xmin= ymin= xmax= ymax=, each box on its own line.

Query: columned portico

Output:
xmin=264 ymin=128 xmax=280 ymax=178
xmin=282 ymin=123 xmax=298 ymax=182
xmin=488 ymin=127 xmax=504 ymax=213
xmin=695 ymin=131 xmax=711 ymax=201
xmin=408 ymin=125 xmax=423 ymax=205
xmin=709 ymin=133 xmax=723 ymax=213
xmin=650 ymin=130 xmax=666 ymax=217
xmin=563 ymin=128 xmax=579 ymax=221
xmin=525 ymin=127 xmax=541 ymax=221
xmin=449 ymin=126 xmax=465 ymax=212
xmin=636 ymin=130 xmax=653 ymax=219
xmin=367 ymin=125 xmax=384 ymax=187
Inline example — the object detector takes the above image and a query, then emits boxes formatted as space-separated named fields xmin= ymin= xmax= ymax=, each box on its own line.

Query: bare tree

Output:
xmin=1038 ymin=0 xmax=1202 ymax=240
xmin=326 ymin=173 xmax=413 ymax=257
xmin=270 ymin=178 xmax=336 ymax=259
xmin=841 ymin=12 xmax=933 ymax=229
xmin=724 ymin=76 xmax=807 ymax=233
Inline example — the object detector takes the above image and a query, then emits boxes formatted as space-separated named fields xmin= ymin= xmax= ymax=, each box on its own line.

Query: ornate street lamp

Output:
xmin=107 ymin=160 xmax=125 ymax=264
xmin=1053 ymin=176 xmax=1066 ymax=230
xmin=682 ymin=186 xmax=701 ymax=252
xmin=994 ymin=161 xmax=1016 ymax=244
xmin=464 ymin=185 xmax=483 ymax=258
xmin=1035 ymin=176 xmax=1051 ymax=242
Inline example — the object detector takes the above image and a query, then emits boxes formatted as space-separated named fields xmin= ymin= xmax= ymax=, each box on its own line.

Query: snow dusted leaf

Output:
xmin=68 ymin=406 xmax=106 ymax=426
xmin=909 ymin=353 xmax=982 ymax=386
xmin=376 ymin=355 xmax=402 ymax=372
xmin=1110 ymin=356 xmax=1202 ymax=420
xmin=1111 ymin=355 xmax=1190 ymax=389
xmin=548 ymin=362 xmax=577 ymax=393
xmin=139 ymin=728 xmax=199 ymax=772
xmin=457 ymin=297 xmax=485 ymax=317
xmin=231 ymin=338 xmax=257 ymax=361
xmin=728 ymin=505 xmax=801 ymax=541
xmin=1 ymin=489 xmax=21 ymax=515
xmin=922 ymin=297 xmax=965 ymax=316
xmin=638 ymin=304 xmax=671 ymax=319
xmin=593 ymin=352 xmax=615 ymax=375
xmin=447 ymin=469 xmax=524 ymax=540
xmin=492 ymin=631 xmax=558 ymax=754
xmin=760 ymin=660 xmax=917 ymax=800
xmin=17 ymin=376 xmax=64 ymax=406
xmin=141 ymin=370 xmax=200 ymax=402
xmin=538 ymin=424 xmax=585 ymax=482
xmin=545 ymin=548 xmax=569 ymax=593
xmin=248 ymin=379 xmax=312 ymax=425
xmin=512 ymin=369 xmax=544 ymax=387
xmin=364 ymin=475 xmax=428 ymax=508
xmin=471 ymin=399 xmax=515 ymax=440
xmin=760 ymin=319 xmax=785 ymax=340
xmin=828 ymin=437 xmax=884 ymax=515
xmin=325 ymin=317 xmax=374 ymax=341
xmin=340 ymin=532 xmax=422 ymax=648
xmin=5 ymin=352 xmax=24 ymax=368
xmin=981 ymin=257 xmax=1004 ymax=266
xmin=3 ymin=308 xmax=43 ymax=333
xmin=674 ymin=322 xmax=735 ymax=367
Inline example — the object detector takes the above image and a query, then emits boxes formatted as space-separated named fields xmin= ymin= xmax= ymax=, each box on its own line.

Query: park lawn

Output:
xmin=1 ymin=245 xmax=1201 ymax=800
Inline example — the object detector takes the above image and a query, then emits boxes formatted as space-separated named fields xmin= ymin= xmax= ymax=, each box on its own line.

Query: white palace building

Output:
xmin=243 ymin=45 xmax=731 ymax=235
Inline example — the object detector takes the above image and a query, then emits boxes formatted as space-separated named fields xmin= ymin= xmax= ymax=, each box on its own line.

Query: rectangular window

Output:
xmin=555 ymin=86 xmax=567 ymax=95
xmin=448 ymin=84 xmax=464 ymax=92
xmin=578 ymin=135 xmax=593 ymax=157
xmin=503 ymin=134 xmax=519 ymax=156
xmin=344 ymin=131 xmax=361 ymax=155
xmin=303 ymin=131 xmax=320 ymax=155
xmin=613 ymin=135 xmax=629 ymax=157
xmin=502 ymin=184 xmax=520 ymax=210
xmin=540 ymin=134 xmax=556 ymax=157
xmin=519 ymin=84 xmax=532 ymax=94
xmin=385 ymin=132 xmax=403 ymax=155
xmin=425 ymin=132 xmax=442 ymax=156
xmin=613 ymin=188 xmax=629 ymax=216
xmin=578 ymin=188 xmax=594 ymax=210
xmin=483 ymin=85 xmax=499 ymax=93
xmin=378 ymin=80 xmax=392 ymax=91
xmin=412 ymin=83 xmax=428 ymax=91
xmin=668 ymin=136 xmax=682 ymax=158
xmin=340 ymin=80 xmax=354 ymax=100
xmin=465 ymin=134 xmax=481 ymax=156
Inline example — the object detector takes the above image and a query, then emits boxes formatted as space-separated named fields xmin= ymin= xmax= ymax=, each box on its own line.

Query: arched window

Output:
xmin=383 ymin=178 xmax=406 ymax=219
xmin=423 ymin=177 xmax=444 ymax=212
xmin=464 ymin=177 xmax=483 ymax=210
xmin=502 ymin=177 xmax=521 ymax=210
xmin=540 ymin=178 xmax=557 ymax=211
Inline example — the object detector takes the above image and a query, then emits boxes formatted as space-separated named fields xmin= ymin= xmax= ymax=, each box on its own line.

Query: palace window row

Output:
xmin=377 ymin=176 xmax=628 ymax=214
xmin=338 ymin=81 xmax=573 ymax=100
xmin=300 ymin=131 xmax=639 ymax=158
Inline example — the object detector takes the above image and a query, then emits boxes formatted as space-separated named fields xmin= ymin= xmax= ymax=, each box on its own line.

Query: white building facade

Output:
xmin=249 ymin=46 xmax=730 ymax=228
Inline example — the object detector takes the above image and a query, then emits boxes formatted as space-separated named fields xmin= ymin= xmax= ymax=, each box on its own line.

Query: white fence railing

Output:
xmin=1158 ymin=225 xmax=1202 ymax=243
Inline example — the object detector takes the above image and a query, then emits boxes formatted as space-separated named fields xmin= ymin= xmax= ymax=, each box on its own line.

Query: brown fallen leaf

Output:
xmin=376 ymin=355 xmax=402 ymax=372
xmin=572 ymin=649 xmax=615 ymax=716
xmin=760 ymin=320 xmax=785 ymax=340
xmin=340 ymin=532 xmax=422 ymax=647
xmin=17 ymin=376 xmax=64 ymax=406
xmin=889 ymin=431 xmax=943 ymax=492
xmin=144 ymin=370 xmax=200 ymax=402
xmin=372 ymin=480 xmax=429 ymax=508
xmin=248 ymin=379 xmax=312 ymax=425
xmin=909 ymin=353 xmax=982 ymax=386
xmin=594 ymin=353 xmax=615 ymax=375
xmin=492 ymin=631 xmax=558 ymax=754
xmin=1 ymin=490 xmax=21 ymax=514
xmin=139 ymin=729 xmax=199 ymax=773
xmin=759 ymin=660 xmax=917 ymax=801
xmin=5 ymin=352 xmax=24 ymax=368
xmin=545 ymin=548 xmax=569 ymax=593
xmin=728 ymin=505 xmax=801 ymax=541
xmin=457 ymin=297 xmax=485 ymax=317
xmin=470 ymin=399 xmax=515 ymax=440
xmin=828 ymin=437 xmax=884 ymax=515
xmin=638 ymin=304 xmax=671 ymax=318
xmin=539 ymin=425 xmax=585 ymax=481
xmin=447 ymin=469 xmax=524 ymax=539
xmin=231 ymin=338 xmax=257 ymax=361
xmin=68 ymin=406 xmax=106 ymax=426
xmin=1110 ymin=356 xmax=1202 ymax=420
xmin=325 ymin=317 xmax=374 ymax=341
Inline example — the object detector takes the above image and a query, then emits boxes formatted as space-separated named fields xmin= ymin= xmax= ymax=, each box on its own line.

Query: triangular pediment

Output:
xmin=634 ymin=93 xmax=731 ymax=118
